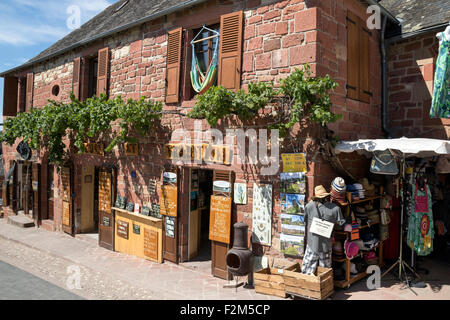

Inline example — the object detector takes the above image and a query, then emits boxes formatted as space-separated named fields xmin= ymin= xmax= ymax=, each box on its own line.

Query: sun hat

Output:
xmin=313 ymin=185 xmax=331 ymax=199
xmin=333 ymin=241 xmax=344 ymax=256
xmin=331 ymin=177 xmax=346 ymax=193
xmin=344 ymin=239 xmax=359 ymax=260
xmin=360 ymin=178 xmax=375 ymax=191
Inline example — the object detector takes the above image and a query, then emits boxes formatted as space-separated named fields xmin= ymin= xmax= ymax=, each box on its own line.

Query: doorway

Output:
xmin=188 ymin=169 xmax=213 ymax=264
xmin=81 ymin=165 xmax=96 ymax=233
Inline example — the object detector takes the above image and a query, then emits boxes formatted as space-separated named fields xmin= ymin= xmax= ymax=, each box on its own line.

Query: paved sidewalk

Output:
xmin=0 ymin=219 xmax=279 ymax=300
xmin=1 ymin=218 xmax=449 ymax=300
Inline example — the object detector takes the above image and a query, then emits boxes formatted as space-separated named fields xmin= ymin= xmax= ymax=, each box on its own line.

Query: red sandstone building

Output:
xmin=1 ymin=0 xmax=448 ymax=279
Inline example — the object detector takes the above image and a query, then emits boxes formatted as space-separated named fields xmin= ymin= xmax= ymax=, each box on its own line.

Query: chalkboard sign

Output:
xmin=126 ymin=202 xmax=135 ymax=212
xmin=103 ymin=216 xmax=110 ymax=227
xmin=117 ymin=219 xmax=129 ymax=239
xmin=133 ymin=224 xmax=140 ymax=235
xmin=209 ymin=195 xmax=232 ymax=244
xmin=160 ymin=185 xmax=177 ymax=217
xmin=152 ymin=204 xmax=162 ymax=219
xmin=165 ymin=216 xmax=175 ymax=238
xmin=115 ymin=196 xmax=126 ymax=209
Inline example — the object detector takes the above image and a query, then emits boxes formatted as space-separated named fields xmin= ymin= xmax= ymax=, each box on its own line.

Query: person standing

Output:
xmin=302 ymin=185 xmax=345 ymax=274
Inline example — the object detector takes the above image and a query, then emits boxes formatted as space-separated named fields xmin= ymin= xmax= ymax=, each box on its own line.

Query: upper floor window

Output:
xmin=165 ymin=11 xmax=244 ymax=104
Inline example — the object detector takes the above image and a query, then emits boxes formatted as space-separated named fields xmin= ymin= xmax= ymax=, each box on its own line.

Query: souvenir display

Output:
xmin=141 ymin=206 xmax=151 ymax=216
xmin=126 ymin=202 xmax=135 ymax=212
xmin=252 ymin=183 xmax=273 ymax=246
xmin=234 ymin=183 xmax=247 ymax=205
xmin=115 ymin=196 xmax=126 ymax=209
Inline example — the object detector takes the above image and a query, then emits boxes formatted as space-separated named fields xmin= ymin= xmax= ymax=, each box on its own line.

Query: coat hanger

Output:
xmin=191 ymin=24 xmax=220 ymax=45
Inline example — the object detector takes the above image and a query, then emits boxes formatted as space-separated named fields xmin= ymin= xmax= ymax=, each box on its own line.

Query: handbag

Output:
xmin=370 ymin=150 xmax=399 ymax=175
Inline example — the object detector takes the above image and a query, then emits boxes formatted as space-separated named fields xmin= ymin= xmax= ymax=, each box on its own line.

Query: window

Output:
xmin=73 ymin=47 xmax=109 ymax=101
xmin=165 ymin=11 xmax=244 ymax=104
xmin=346 ymin=10 xmax=371 ymax=103
xmin=2 ymin=72 xmax=33 ymax=116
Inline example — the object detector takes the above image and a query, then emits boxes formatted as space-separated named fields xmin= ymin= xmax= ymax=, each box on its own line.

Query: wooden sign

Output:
xmin=62 ymin=201 xmax=70 ymax=227
xmin=125 ymin=143 xmax=138 ymax=156
xmin=281 ymin=153 xmax=307 ymax=173
xmin=61 ymin=167 xmax=71 ymax=202
xmin=148 ymin=179 xmax=157 ymax=195
xmin=144 ymin=228 xmax=158 ymax=261
xmin=98 ymin=172 xmax=111 ymax=213
xmin=84 ymin=143 xmax=105 ymax=156
xmin=209 ymin=195 xmax=232 ymax=244
xmin=160 ymin=185 xmax=177 ymax=217
xmin=117 ymin=219 xmax=129 ymax=239
xmin=165 ymin=143 xmax=231 ymax=165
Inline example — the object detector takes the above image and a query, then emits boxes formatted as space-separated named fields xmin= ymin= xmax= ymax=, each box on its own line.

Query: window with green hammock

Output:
xmin=190 ymin=24 xmax=220 ymax=95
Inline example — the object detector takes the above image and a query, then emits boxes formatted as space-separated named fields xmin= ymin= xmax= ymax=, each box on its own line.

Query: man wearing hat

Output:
xmin=302 ymin=185 xmax=346 ymax=275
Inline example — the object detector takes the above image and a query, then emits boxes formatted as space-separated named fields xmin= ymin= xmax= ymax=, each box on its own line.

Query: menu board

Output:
xmin=62 ymin=201 xmax=70 ymax=227
xmin=144 ymin=228 xmax=158 ymax=261
xmin=160 ymin=185 xmax=177 ymax=217
xmin=209 ymin=195 xmax=232 ymax=244
xmin=252 ymin=183 xmax=273 ymax=246
xmin=117 ymin=219 xmax=129 ymax=239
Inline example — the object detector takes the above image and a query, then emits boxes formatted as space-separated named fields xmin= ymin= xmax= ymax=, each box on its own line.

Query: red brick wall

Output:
xmin=387 ymin=30 xmax=450 ymax=139
xmin=2 ymin=0 xmax=382 ymax=260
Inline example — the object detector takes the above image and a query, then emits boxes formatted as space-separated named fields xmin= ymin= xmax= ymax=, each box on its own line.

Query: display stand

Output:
xmin=333 ymin=187 xmax=384 ymax=289
xmin=381 ymin=156 xmax=421 ymax=295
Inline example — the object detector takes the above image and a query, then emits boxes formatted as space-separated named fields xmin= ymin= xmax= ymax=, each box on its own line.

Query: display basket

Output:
xmin=254 ymin=263 xmax=297 ymax=298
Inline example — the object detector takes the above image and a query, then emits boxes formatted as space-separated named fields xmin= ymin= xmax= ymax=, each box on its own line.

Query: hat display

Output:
xmin=333 ymin=240 xmax=345 ymax=257
xmin=313 ymin=185 xmax=331 ymax=199
xmin=360 ymin=178 xmax=375 ymax=191
xmin=344 ymin=239 xmax=359 ymax=260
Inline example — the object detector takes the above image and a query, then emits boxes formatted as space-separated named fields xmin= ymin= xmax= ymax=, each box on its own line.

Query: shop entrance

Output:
xmin=188 ymin=169 xmax=213 ymax=263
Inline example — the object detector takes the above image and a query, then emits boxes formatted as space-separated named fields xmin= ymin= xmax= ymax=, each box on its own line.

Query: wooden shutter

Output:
xmin=72 ymin=57 xmax=81 ymax=99
xmin=97 ymin=47 xmax=109 ymax=96
xmin=3 ymin=76 xmax=18 ymax=116
xmin=346 ymin=11 xmax=359 ymax=101
xmin=25 ymin=73 xmax=34 ymax=110
xmin=165 ymin=27 xmax=183 ymax=104
xmin=359 ymin=23 xmax=371 ymax=103
xmin=218 ymin=11 xmax=244 ymax=91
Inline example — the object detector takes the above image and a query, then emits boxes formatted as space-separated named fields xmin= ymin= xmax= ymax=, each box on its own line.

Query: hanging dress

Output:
xmin=429 ymin=32 xmax=450 ymax=119
xmin=407 ymin=183 xmax=434 ymax=256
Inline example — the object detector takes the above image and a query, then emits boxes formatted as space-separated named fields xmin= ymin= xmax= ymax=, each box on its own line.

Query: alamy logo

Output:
xmin=67 ymin=5 xmax=81 ymax=30
xmin=366 ymin=265 xmax=381 ymax=289
xmin=66 ymin=265 xmax=82 ymax=290
xmin=366 ymin=5 xmax=381 ymax=30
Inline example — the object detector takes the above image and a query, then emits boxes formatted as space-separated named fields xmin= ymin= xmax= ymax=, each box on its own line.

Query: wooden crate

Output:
xmin=283 ymin=263 xmax=334 ymax=300
xmin=254 ymin=264 xmax=297 ymax=298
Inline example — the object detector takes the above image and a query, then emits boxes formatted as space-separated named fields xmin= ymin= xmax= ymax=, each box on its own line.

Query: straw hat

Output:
xmin=313 ymin=185 xmax=331 ymax=199
xmin=360 ymin=178 xmax=375 ymax=191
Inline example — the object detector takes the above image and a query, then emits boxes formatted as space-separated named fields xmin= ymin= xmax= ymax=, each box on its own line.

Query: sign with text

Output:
xmin=117 ymin=219 xmax=129 ymax=239
xmin=209 ymin=195 xmax=232 ymax=244
xmin=160 ymin=185 xmax=178 ymax=217
xmin=281 ymin=153 xmax=307 ymax=173
xmin=83 ymin=143 xmax=105 ymax=156
xmin=144 ymin=228 xmax=158 ymax=261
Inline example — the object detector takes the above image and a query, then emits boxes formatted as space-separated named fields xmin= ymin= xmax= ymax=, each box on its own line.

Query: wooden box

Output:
xmin=283 ymin=263 xmax=334 ymax=300
xmin=254 ymin=264 xmax=297 ymax=298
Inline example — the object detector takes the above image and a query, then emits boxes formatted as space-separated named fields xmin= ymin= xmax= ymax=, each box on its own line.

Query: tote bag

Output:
xmin=370 ymin=150 xmax=399 ymax=175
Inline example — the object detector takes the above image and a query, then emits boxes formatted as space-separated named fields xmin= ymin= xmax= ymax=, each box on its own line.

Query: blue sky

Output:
xmin=0 ymin=0 xmax=117 ymax=120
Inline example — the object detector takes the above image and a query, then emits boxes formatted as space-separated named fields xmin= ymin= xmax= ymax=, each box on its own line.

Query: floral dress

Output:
xmin=430 ymin=32 xmax=450 ymax=119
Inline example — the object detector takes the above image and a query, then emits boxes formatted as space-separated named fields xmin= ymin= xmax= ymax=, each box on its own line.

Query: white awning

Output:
xmin=335 ymin=137 xmax=450 ymax=158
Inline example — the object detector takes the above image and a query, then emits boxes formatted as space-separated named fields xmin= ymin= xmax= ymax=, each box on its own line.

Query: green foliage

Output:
xmin=188 ymin=64 xmax=342 ymax=136
xmin=0 ymin=94 xmax=162 ymax=165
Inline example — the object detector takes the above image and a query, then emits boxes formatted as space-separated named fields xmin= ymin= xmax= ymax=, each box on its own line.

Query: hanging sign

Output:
xmin=209 ymin=195 xmax=232 ymax=244
xmin=252 ymin=183 xmax=273 ymax=246
xmin=84 ymin=143 xmax=105 ymax=156
xmin=125 ymin=143 xmax=138 ymax=156
xmin=160 ymin=185 xmax=178 ymax=217
xmin=281 ymin=153 xmax=307 ymax=173
xmin=234 ymin=183 xmax=247 ymax=205
xmin=213 ymin=181 xmax=231 ymax=194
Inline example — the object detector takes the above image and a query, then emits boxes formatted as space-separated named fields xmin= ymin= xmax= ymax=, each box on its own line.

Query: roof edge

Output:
xmin=0 ymin=0 xmax=208 ymax=77
xmin=386 ymin=22 xmax=449 ymax=42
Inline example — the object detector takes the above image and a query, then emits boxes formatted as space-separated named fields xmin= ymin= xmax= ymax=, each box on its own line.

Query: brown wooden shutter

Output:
xmin=346 ymin=11 xmax=359 ymax=101
xmin=218 ymin=11 xmax=244 ymax=91
xmin=97 ymin=47 xmax=109 ymax=96
xmin=359 ymin=22 xmax=371 ymax=103
xmin=165 ymin=27 xmax=183 ymax=104
xmin=3 ymin=76 xmax=18 ymax=116
xmin=72 ymin=57 xmax=81 ymax=99
xmin=25 ymin=72 xmax=34 ymax=110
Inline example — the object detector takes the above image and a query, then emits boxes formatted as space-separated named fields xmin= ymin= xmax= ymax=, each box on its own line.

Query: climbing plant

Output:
xmin=188 ymin=64 xmax=342 ymax=137
xmin=0 ymin=94 xmax=163 ymax=165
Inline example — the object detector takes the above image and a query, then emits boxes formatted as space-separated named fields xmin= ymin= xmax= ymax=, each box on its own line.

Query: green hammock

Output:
xmin=190 ymin=26 xmax=220 ymax=94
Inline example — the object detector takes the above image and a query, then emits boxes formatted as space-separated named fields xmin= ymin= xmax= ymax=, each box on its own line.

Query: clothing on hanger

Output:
xmin=430 ymin=31 xmax=450 ymax=118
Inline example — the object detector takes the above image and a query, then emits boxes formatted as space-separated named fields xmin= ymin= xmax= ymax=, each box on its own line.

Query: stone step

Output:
xmin=7 ymin=215 xmax=35 ymax=228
